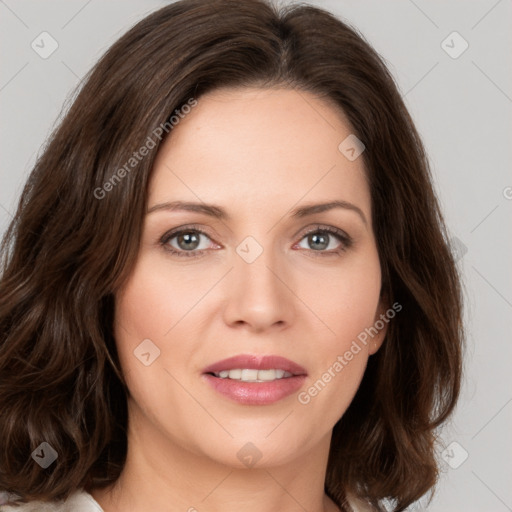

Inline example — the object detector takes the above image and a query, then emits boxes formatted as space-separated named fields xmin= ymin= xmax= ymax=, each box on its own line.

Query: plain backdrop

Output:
xmin=1 ymin=1 xmax=511 ymax=511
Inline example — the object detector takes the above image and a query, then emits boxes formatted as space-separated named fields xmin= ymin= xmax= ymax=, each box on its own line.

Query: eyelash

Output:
xmin=159 ymin=224 xmax=353 ymax=259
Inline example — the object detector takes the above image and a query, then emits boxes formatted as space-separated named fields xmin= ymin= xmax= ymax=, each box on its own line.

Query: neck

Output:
xmin=91 ymin=398 xmax=340 ymax=512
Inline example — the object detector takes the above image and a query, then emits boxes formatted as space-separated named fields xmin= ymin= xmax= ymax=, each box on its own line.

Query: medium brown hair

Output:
xmin=0 ymin=0 xmax=463 ymax=510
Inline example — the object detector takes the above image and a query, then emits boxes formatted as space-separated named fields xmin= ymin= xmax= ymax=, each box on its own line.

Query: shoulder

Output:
xmin=0 ymin=490 xmax=103 ymax=512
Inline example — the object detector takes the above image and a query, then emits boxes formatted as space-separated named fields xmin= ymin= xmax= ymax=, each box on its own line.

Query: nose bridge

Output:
xmin=223 ymin=233 xmax=293 ymax=329
xmin=236 ymin=238 xmax=277 ymax=289
xmin=234 ymin=233 xmax=283 ymax=300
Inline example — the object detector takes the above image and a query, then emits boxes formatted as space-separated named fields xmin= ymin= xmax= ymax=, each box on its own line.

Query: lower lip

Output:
xmin=202 ymin=374 xmax=307 ymax=405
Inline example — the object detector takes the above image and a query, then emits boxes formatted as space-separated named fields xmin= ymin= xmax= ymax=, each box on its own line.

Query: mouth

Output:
xmin=208 ymin=368 xmax=295 ymax=382
xmin=202 ymin=354 xmax=307 ymax=405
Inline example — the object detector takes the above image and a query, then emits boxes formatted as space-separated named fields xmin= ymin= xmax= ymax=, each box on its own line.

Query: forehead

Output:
xmin=149 ymin=87 xmax=370 ymax=220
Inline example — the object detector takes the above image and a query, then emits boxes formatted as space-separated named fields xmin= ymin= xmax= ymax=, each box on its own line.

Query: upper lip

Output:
xmin=202 ymin=354 xmax=307 ymax=376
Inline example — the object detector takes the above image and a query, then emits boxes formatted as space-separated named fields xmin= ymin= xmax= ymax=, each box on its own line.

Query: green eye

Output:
xmin=160 ymin=224 xmax=352 ymax=258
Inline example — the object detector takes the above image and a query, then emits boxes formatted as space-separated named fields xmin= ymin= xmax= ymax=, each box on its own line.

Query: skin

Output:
xmin=91 ymin=87 xmax=387 ymax=512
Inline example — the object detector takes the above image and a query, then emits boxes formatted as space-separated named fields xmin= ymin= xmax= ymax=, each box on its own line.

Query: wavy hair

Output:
xmin=0 ymin=0 xmax=463 ymax=510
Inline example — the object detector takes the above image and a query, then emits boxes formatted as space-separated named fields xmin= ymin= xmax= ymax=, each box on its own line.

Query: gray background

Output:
xmin=1 ymin=1 xmax=511 ymax=510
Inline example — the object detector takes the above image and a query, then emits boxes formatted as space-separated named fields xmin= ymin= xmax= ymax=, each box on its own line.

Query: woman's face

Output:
xmin=114 ymin=87 xmax=386 ymax=468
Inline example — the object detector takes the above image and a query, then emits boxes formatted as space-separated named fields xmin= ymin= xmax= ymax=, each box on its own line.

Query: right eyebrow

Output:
xmin=147 ymin=201 xmax=229 ymax=220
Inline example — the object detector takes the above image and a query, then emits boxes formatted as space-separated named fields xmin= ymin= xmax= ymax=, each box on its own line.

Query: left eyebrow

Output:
xmin=290 ymin=200 xmax=367 ymax=225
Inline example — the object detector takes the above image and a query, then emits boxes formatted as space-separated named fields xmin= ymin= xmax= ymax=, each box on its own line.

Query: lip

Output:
xmin=202 ymin=354 xmax=307 ymax=376
xmin=202 ymin=354 xmax=308 ymax=406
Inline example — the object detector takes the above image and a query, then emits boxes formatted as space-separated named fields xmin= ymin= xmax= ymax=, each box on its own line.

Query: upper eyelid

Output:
xmin=161 ymin=225 xmax=215 ymax=243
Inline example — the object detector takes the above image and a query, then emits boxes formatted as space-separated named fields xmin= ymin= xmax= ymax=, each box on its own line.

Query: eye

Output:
xmin=294 ymin=225 xmax=352 ymax=256
xmin=159 ymin=224 xmax=352 ymax=258
xmin=160 ymin=226 xmax=218 ymax=258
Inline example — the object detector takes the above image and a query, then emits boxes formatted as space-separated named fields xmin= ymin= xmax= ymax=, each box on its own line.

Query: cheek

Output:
xmin=114 ymin=254 xmax=206 ymax=340
xmin=111 ymin=257 xmax=195 ymax=390
xmin=294 ymin=253 xmax=381 ymax=418
xmin=299 ymin=252 xmax=382 ymax=348
xmin=296 ymin=279 xmax=378 ymax=428
xmin=111 ymin=260 xmax=204 ymax=435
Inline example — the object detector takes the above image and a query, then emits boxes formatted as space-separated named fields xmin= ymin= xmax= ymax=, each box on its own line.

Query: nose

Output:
xmin=222 ymin=241 xmax=295 ymax=333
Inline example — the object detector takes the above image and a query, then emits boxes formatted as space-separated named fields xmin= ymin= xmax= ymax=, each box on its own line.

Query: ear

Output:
xmin=368 ymin=296 xmax=390 ymax=356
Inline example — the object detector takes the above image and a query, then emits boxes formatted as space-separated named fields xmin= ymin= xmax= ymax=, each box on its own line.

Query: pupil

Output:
xmin=310 ymin=233 xmax=328 ymax=250
xmin=178 ymin=232 xmax=199 ymax=250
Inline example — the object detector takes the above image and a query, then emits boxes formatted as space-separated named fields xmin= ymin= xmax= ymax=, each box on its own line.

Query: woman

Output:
xmin=0 ymin=0 xmax=463 ymax=510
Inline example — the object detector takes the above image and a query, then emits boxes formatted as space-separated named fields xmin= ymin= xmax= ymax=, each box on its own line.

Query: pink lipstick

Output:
xmin=202 ymin=354 xmax=307 ymax=406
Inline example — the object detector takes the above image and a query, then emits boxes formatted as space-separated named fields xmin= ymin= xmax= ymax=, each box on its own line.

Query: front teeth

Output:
xmin=215 ymin=369 xmax=293 ymax=382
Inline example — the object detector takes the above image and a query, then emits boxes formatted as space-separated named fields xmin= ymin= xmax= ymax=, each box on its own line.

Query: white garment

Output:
xmin=0 ymin=490 xmax=104 ymax=512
